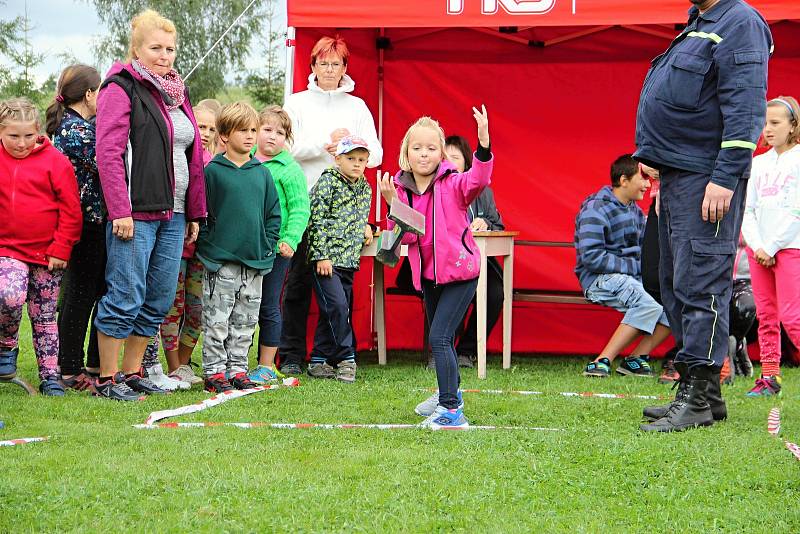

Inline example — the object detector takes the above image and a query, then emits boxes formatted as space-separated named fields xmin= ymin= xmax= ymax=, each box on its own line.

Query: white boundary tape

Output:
xmin=144 ymin=379 xmax=299 ymax=425
xmin=422 ymin=388 xmax=669 ymax=400
xmin=134 ymin=422 xmax=562 ymax=432
xmin=0 ymin=436 xmax=48 ymax=447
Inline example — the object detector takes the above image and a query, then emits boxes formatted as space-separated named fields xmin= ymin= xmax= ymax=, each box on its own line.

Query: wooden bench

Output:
xmin=512 ymin=240 xmax=591 ymax=305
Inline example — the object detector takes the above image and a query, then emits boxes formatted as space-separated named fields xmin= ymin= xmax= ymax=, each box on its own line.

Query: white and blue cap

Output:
xmin=335 ymin=135 xmax=370 ymax=156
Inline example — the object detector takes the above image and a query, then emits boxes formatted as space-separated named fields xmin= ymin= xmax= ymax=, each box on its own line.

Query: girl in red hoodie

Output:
xmin=0 ymin=98 xmax=82 ymax=395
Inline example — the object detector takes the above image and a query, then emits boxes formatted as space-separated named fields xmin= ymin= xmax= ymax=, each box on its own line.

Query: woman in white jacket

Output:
xmin=278 ymin=36 xmax=383 ymax=376
xmin=741 ymin=96 xmax=800 ymax=397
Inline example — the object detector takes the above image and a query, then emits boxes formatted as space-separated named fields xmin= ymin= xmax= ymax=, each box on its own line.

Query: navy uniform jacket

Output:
xmin=634 ymin=0 xmax=773 ymax=191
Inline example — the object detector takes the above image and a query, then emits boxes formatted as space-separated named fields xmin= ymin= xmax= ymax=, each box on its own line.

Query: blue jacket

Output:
xmin=634 ymin=0 xmax=772 ymax=190
xmin=574 ymin=186 xmax=645 ymax=292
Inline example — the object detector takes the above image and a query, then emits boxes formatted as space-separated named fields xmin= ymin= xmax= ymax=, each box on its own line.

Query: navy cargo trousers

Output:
xmin=658 ymin=167 xmax=747 ymax=369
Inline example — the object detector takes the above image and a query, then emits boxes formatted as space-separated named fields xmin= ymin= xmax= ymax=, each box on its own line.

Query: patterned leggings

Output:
xmin=0 ymin=257 xmax=63 ymax=380
xmin=143 ymin=257 xmax=204 ymax=367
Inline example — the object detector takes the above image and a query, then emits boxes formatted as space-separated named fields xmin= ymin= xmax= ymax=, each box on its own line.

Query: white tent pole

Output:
xmin=283 ymin=26 xmax=296 ymax=102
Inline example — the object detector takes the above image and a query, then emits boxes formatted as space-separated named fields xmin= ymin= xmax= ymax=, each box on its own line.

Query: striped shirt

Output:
xmin=574 ymin=185 xmax=645 ymax=292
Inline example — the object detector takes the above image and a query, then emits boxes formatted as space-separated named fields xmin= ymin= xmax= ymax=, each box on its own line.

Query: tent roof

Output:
xmin=287 ymin=0 xmax=800 ymax=28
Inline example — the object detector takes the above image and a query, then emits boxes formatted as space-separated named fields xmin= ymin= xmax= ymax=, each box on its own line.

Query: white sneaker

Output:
xmin=145 ymin=363 xmax=191 ymax=391
xmin=169 ymin=364 xmax=202 ymax=385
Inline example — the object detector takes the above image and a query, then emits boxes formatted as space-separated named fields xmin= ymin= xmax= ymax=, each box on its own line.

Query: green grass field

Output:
xmin=1 ymin=315 xmax=799 ymax=533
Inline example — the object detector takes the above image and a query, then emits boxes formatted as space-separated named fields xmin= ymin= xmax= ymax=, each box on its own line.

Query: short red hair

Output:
xmin=310 ymin=36 xmax=349 ymax=68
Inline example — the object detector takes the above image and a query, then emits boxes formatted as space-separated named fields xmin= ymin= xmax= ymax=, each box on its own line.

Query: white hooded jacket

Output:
xmin=283 ymin=73 xmax=383 ymax=191
xmin=742 ymin=144 xmax=800 ymax=256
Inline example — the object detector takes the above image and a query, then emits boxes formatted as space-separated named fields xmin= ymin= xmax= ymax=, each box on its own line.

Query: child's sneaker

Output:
xmin=124 ymin=371 xmax=169 ymax=395
xmin=616 ymin=355 xmax=653 ymax=377
xmin=0 ymin=347 xmax=19 ymax=379
xmin=145 ymin=363 xmax=190 ymax=391
xmin=583 ymin=357 xmax=611 ymax=377
xmin=204 ymin=372 xmax=233 ymax=393
xmin=247 ymin=365 xmax=278 ymax=384
xmin=415 ymin=390 xmax=464 ymax=416
xmin=745 ymin=375 xmax=782 ymax=397
xmin=307 ymin=362 xmax=336 ymax=379
xmin=271 ymin=365 xmax=286 ymax=379
xmin=93 ymin=373 xmax=143 ymax=401
xmin=169 ymin=364 xmax=203 ymax=385
xmin=39 ymin=376 xmax=66 ymax=397
xmin=419 ymin=406 xmax=469 ymax=430
xmin=280 ymin=363 xmax=303 ymax=376
xmin=336 ymin=360 xmax=357 ymax=383
xmin=229 ymin=372 xmax=257 ymax=390
xmin=61 ymin=372 xmax=94 ymax=391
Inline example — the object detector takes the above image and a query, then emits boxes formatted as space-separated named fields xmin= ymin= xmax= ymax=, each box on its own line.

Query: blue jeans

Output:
xmin=95 ymin=214 xmax=185 ymax=339
xmin=258 ymin=255 xmax=290 ymax=347
xmin=585 ymin=273 xmax=669 ymax=335
xmin=423 ymin=278 xmax=478 ymax=410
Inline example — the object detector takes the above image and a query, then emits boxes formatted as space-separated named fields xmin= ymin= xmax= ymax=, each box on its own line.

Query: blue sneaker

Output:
xmin=616 ymin=355 xmax=654 ymax=377
xmin=39 ymin=376 xmax=66 ymax=397
xmin=583 ymin=357 xmax=611 ymax=378
xmin=415 ymin=390 xmax=464 ymax=416
xmin=247 ymin=365 xmax=278 ymax=384
xmin=419 ymin=406 xmax=469 ymax=430
xmin=0 ymin=348 xmax=19 ymax=379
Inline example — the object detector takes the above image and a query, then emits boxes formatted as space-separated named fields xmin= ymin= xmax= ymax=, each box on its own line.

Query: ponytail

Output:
xmin=45 ymin=64 xmax=101 ymax=138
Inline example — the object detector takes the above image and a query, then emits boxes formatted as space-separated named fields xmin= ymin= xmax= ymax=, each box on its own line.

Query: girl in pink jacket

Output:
xmin=379 ymin=106 xmax=492 ymax=429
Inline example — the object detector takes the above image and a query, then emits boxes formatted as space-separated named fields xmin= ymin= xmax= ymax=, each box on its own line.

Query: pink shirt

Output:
xmin=411 ymin=188 xmax=436 ymax=281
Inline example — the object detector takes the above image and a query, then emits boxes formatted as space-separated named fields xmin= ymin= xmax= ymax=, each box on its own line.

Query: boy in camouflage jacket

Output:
xmin=307 ymin=135 xmax=374 ymax=382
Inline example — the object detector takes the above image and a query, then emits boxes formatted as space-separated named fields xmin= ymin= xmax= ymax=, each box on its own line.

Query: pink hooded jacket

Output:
xmin=389 ymin=153 xmax=493 ymax=291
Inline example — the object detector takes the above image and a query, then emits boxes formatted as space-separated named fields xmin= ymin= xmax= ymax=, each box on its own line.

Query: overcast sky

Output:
xmin=5 ymin=0 xmax=287 ymax=84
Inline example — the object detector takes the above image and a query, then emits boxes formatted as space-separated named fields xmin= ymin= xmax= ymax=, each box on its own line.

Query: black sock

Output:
xmin=98 ymin=375 xmax=113 ymax=384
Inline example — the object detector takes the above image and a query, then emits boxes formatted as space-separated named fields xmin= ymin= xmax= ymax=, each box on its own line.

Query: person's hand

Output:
xmin=330 ymin=128 xmax=351 ymax=144
xmin=701 ymin=182 xmax=734 ymax=223
xmin=47 ymin=256 xmax=67 ymax=271
xmin=324 ymin=142 xmax=337 ymax=156
xmin=279 ymin=242 xmax=295 ymax=258
xmin=364 ymin=225 xmax=374 ymax=245
xmin=470 ymin=217 xmax=489 ymax=232
xmin=378 ymin=172 xmax=398 ymax=205
xmin=316 ymin=259 xmax=333 ymax=277
xmin=755 ymin=248 xmax=775 ymax=267
xmin=185 ymin=222 xmax=199 ymax=244
xmin=473 ymin=105 xmax=489 ymax=148
xmin=639 ymin=163 xmax=660 ymax=179
xmin=112 ymin=217 xmax=134 ymax=240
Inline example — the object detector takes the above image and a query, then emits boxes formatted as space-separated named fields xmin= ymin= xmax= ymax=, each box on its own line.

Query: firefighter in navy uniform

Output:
xmin=635 ymin=0 xmax=772 ymax=432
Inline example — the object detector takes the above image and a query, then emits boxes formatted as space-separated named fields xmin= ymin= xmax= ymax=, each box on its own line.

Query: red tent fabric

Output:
xmin=286 ymin=1 xmax=800 ymax=357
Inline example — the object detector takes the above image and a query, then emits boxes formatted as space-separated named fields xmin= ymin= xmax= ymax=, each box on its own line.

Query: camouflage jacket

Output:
xmin=307 ymin=166 xmax=371 ymax=270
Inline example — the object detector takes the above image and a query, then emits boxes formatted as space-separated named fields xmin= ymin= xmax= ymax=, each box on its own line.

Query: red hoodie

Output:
xmin=0 ymin=137 xmax=82 ymax=265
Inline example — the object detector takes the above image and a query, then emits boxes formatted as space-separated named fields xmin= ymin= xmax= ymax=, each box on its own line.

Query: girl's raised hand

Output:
xmin=473 ymin=105 xmax=489 ymax=148
xmin=378 ymin=172 xmax=397 ymax=205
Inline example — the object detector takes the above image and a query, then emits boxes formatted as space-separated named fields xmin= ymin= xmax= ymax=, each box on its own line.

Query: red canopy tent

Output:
xmin=285 ymin=0 xmax=800 ymax=357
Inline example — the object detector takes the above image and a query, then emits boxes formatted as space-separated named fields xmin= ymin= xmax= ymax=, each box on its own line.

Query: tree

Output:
xmin=89 ymin=0 xmax=268 ymax=100
xmin=0 ymin=3 xmax=55 ymax=112
xmin=244 ymin=0 xmax=284 ymax=107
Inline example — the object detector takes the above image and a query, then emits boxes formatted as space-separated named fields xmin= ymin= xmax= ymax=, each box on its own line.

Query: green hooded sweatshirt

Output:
xmin=197 ymin=154 xmax=282 ymax=274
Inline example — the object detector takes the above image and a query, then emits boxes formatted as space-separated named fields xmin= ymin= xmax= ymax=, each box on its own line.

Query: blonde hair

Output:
xmin=0 ymin=97 xmax=40 ymax=130
xmin=127 ymin=9 xmax=177 ymax=62
xmin=766 ymin=96 xmax=800 ymax=147
xmin=196 ymin=98 xmax=222 ymax=114
xmin=193 ymin=104 xmax=219 ymax=153
xmin=258 ymin=105 xmax=294 ymax=145
xmin=217 ymin=101 xmax=259 ymax=137
xmin=398 ymin=116 xmax=446 ymax=172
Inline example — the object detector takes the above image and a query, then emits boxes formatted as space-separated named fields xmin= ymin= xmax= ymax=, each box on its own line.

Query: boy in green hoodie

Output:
xmin=196 ymin=102 xmax=281 ymax=393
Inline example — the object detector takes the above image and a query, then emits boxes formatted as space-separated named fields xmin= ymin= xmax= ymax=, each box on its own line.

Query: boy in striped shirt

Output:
xmin=574 ymin=155 xmax=671 ymax=378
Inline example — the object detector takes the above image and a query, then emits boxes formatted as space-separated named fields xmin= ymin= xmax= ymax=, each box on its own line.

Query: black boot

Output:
xmin=643 ymin=362 xmax=689 ymax=421
xmin=640 ymin=365 xmax=714 ymax=432
xmin=706 ymin=365 xmax=727 ymax=421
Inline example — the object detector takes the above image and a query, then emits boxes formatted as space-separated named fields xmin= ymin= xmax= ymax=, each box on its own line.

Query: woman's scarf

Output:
xmin=132 ymin=60 xmax=186 ymax=111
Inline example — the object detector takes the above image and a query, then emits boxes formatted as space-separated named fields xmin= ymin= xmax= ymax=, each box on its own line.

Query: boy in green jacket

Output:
xmin=307 ymin=135 xmax=374 ymax=383
xmin=248 ymin=106 xmax=311 ymax=384
xmin=196 ymin=102 xmax=281 ymax=393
